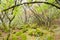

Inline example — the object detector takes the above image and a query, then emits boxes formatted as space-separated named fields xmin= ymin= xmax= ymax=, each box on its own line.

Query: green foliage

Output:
xmin=0 ymin=0 xmax=59 ymax=40
xmin=13 ymin=6 xmax=23 ymax=16
xmin=34 ymin=5 xmax=47 ymax=13
xmin=12 ymin=35 xmax=17 ymax=40
xmin=12 ymin=31 xmax=27 ymax=40
xmin=48 ymin=0 xmax=55 ymax=3
xmin=0 ymin=0 xmax=14 ymax=10
xmin=36 ymin=28 xmax=44 ymax=36
xmin=27 ymin=0 xmax=32 ymax=2
xmin=44 ymin=35 xmax=54 ymax=40
xmin=28 ymin=28 xmax=36 ymax=36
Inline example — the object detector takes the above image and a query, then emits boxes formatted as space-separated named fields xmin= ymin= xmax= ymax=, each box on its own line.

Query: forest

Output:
xmin=0 ymin=0 xmax=60 ymax=40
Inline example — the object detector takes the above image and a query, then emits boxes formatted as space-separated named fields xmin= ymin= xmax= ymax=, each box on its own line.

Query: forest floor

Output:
xmin=54 ymin=26 xmax=60 ymax=40
xmin=0 ymin=27 xmax=60 ymax=40
xmin=0 ymin=19 xmax=60 ymax=40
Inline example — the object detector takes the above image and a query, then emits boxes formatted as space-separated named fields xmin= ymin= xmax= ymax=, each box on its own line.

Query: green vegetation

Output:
xmin=0 ymin=0 xmax=60 ymax=40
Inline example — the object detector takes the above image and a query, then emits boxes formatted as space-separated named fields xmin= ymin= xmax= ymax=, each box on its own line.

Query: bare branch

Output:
xmin=1 ymin=1 xmax=60 ymax=12
xmin=23 ymin=5 xmax=27 ymax=23
xmin=27 ymin=7 xmax=41 ymax=23
xmin=0 ymin=12 xmax=6 ymax=29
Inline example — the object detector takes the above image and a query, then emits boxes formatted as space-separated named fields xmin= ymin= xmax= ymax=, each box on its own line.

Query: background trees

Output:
xmin=0 ymin=0 xmax=60 ymax=40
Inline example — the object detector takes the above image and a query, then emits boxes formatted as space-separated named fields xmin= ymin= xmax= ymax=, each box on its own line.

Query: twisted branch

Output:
xmin=1 ymin=1 xmax=60 ymax=12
